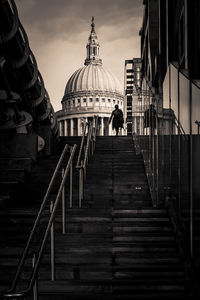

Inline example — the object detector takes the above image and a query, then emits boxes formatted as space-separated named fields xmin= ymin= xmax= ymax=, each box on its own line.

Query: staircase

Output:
xmin=0 ymin=154 xmax=62 ymax=294
xmin=36 ymin=136 xmax=190 ymax=299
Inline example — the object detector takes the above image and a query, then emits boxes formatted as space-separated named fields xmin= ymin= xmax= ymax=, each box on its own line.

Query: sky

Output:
xmin=15 ymin=0 xmax=144 ymax=111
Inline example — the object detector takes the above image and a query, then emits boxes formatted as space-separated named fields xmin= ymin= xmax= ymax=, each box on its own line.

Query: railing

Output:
xmin=76 ymin=116 xmax=98 ymax=208
xmin=3 ymin=143 xmax=77 ymax=300
xmin=173 ymin=114 xmax=188 ymax=138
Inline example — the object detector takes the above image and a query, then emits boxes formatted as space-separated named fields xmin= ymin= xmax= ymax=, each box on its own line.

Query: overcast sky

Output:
xmin=15 ymin=0 xmax=144 ymax=111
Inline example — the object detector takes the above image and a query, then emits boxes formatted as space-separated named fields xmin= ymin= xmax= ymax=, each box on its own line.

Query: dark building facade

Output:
xmin=133 ymin=0 xmax=200 ymax=282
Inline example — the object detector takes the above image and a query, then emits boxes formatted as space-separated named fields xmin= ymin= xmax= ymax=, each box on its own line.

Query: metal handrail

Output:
xmin=173 ymin=114 xmax=188 ymax=138
xmin=76 ymin=121 xmax=87 ymax=168
xmin=91 ymin=116 xmax=98 ymax=154
xmin=76 ymin=116 xmax=98 ymax=207
xmin=83 ymin=124 xmax=92 ymax=169
xmin=3 ymin=144 xmax=77 ymax=299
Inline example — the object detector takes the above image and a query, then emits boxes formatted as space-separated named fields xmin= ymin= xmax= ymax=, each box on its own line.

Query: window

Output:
xmin=96 ymin=98 xmax=99 ymax=102
xmin=77 ymin=99 xmax=80 ymax=103
xmin=113 ymin=100 xmax=115 ymax=104
xmin=83 ymin=98 xmax=86 ymax=103
xmin=90 ymin=98 xmax=93 ymax=102
xmin=108 ymin=99 xmax=111 ymax=102
xmin=73 ymin=100 xmax=75 ymax=105
xmin=102 ymin=98 xmax=105 ymax=102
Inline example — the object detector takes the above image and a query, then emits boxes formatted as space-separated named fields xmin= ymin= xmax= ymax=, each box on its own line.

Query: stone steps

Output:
xmin=0 ymin=136 xmax=191 ymax=299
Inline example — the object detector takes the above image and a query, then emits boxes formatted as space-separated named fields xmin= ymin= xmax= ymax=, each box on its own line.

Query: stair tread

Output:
xmin=0 ymin=136 xmax=189 ymax=298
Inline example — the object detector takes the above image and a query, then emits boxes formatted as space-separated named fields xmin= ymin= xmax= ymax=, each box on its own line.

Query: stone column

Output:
xmin=104 ymin=117 xmax=109 ymax=136
xmin=59 ymin=121 xmax=62 ymax=136
xmin=85 ymin=117 xmax=88 ymax=134
xmin=108 ymin=120 xmax=112 ymax=136
xmin=64 ymin=119 xmax=67 ymax=136
xmin=70 ymin=119 xmax=73 ymax=136
xmin=100 ymin=117 xmax=104 ymax=136
xmin=77 ymin=118 xmax=81 ymax=136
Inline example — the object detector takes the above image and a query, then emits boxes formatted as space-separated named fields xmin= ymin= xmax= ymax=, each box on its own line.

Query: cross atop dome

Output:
xmin=85 ymin=17 xmax=102 ymax=66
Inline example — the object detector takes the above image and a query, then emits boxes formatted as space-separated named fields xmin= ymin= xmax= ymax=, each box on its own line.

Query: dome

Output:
xmin=64 ymin=64 xmax=123 ymax=97
xmin=57 ymin=17 xmax=125 ymax=137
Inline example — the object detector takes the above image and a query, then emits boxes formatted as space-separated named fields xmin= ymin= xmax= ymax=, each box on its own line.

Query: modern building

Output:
xmin=124 ymin=58 xmax=142 ymax=135
xmin=138 ymin=0 xmax=200 ymax=136
xmin=56 ymin=17 xmax=124 ymax=136
xmin=133 ymin=0 xmax=200 ymax=274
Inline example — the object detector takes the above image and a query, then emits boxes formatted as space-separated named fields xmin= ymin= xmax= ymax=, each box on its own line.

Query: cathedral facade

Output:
xmin=56 ymin=17 xmax=124 ymax=136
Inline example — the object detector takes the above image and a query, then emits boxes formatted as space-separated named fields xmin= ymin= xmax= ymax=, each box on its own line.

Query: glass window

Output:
xmin=90 ymin=98 xmax=93 ymax=102
xmin=77 ymin=99 xmax=80 ymax=103
xmin=102 ymin=98 xmax=105 ymax=102
xmin=108 ymin=99 xmax=111 ymax=102
xmin=113 ymin=100 xmax=115 ymax=104
xmin=96 ymin=98 xmax=99 ymax=102
xmin=83 ymin=98 xmax=86 ymax=103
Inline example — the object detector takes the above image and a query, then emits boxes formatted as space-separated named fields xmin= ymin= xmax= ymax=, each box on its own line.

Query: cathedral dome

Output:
xmin=57 ymin=17 xmax=124 ymax=137
xmin=62 ymin=16 xmax=123 ymax=102
xmin=64 ymin=64 xmax=123 ymax=97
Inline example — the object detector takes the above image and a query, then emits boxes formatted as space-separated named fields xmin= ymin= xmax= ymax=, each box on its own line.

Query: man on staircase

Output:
xmin=109 ymin=105 xmax=124 ymax=136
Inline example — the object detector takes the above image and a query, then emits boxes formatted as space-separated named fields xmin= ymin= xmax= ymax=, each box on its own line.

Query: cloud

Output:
xmin=16 ymin=0 xmax=143 ymax=41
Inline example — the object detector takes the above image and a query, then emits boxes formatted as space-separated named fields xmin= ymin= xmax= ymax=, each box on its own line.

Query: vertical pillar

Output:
xmin=108 ymin=120 xmax=112 ymax=136
xmin=105 ymin=117 xmax=109 ymax=136
xmin=70 ymin=119 xmax=73 ymax=136
xmin=67 ymin=119 xmax=70 ymax=136
xmin=64 ymin=119 xmax=67 ymax=136
xmin=100 ymin=117 xmax=104 ymax=136
xmin=77 ymin=118 xmax=81 ymax=136
xmin=85 ymin=117 xmax=88 ymax=134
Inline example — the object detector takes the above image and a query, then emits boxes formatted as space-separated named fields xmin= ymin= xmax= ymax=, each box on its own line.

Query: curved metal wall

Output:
xmin=0 ymin=0 xmax=58 ymax=136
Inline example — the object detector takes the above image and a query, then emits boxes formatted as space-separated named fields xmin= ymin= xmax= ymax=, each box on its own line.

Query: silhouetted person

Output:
xmin=109 ymin=104 xmax=124 ymax=136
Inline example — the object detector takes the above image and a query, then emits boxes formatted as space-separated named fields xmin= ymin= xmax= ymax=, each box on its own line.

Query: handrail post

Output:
xmin=76 ymin=116 xmax=99 ymax=209
xmin=91 ymin=136 xmax=94 ymax=156
xmin=79 ymin=165 xmax=83 ymax=208
xmin=2 ymin=144 xmax=77 ymax=299
xmin=50 ymin=201 xmax=55 ymax=281
xmin=70 ymin=149 xmax=73 ymax=208
xmin=61 ymin=168 xmax=66 ymax=234
xmin=32 ymin=254 xmax=38 ymax=300
xmin=4 ymin=144 xmax=70 ymax=294
xmin=84 ymin=165 xmax=87 ymax=180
